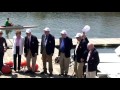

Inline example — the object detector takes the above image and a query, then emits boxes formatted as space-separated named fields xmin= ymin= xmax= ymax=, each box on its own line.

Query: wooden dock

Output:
xmin=6 ymin=38 xmax=120 ymax=48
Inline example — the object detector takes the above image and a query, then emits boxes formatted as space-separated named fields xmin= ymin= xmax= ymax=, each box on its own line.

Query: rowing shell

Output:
xmin=0 ymin=25 xmax=38 ymax=30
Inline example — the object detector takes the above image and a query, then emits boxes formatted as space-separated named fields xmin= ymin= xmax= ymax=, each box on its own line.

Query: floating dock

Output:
xmin=1 ymin=38 xmax=120 ymax=78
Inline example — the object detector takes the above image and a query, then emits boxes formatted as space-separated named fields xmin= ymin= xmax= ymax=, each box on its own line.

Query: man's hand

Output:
xmin=81 ymin=58 xmax=84 ymax=62
xmin=4 ymin=48 xmax=7 ymax=52
xmin=35 ymin=53 xmax=38 ymax=55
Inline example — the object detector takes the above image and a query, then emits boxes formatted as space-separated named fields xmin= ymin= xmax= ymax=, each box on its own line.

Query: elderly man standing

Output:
xmin=40 ymin=27 xmax=55 ymax=76
xmin=74 ymin=33 xmax=86 ymax=78
xmin=58 ymin=30 xmax=73 ymax=77
xmin=83 ymin=43 xmax=100 ymax=78
xmin=24 ymin=29 xmax=39 ymax=74
xmin=81 ymin=32 xmax=89 ymax=77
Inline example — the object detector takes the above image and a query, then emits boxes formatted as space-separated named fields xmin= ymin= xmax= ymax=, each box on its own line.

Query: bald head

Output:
xmin=87 ymin=43 xmax=94 ymax=51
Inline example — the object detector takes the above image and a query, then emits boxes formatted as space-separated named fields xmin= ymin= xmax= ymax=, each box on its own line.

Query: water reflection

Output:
xmin=5 ymin=30 xmax=12 ymax=38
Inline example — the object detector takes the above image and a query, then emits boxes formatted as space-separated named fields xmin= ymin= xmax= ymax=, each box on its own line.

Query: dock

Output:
xmin=1 ymin=38 xmax=120 ymax=78
xmin=1 ymin=48 xmax=70 ymax=78
xmin=6 ymin=38 xmax=120 ymax=48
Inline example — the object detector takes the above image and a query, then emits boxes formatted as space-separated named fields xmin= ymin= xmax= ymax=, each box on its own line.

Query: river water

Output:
xmin=0 ymin=12 xmax=120 ymax=52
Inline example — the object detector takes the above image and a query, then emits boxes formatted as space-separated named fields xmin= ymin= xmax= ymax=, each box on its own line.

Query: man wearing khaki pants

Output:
xmin=40 ymin=27 xmax=55 ymax=76
xmin=74 ymin=33 xmax=86 ymax=78
xmin=24 ymin=29 xmax=39 ymax=74
xmin=58 ymin=30 xmax=73 ymax=77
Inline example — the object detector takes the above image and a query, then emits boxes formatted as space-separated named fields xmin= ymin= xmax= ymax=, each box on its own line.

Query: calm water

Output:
xmin=0 ymin=12 xmax=120 ymax=52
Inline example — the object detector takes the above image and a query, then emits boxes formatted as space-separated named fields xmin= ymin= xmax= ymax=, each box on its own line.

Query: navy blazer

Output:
xmin=40 ymin=34 xmax=55 ymax=55
xmin=0 ymin=37 xmax=7 ymax=53
xmin=59 ymin=37 xmax=73 ymax=58
xmin=24 ymin=35 xmax=39 ymax=57
xmin=83 ymin=48 xmax=100 ymax=71
xmin=73 ymin=41 xmax=86 ymax=63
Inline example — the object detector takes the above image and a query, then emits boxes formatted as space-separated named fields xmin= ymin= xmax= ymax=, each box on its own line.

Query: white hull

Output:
xmin=0 ymin=25 xmax=38 ymax=30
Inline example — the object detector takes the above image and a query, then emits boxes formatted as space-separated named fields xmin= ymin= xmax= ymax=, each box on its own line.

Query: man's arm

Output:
xmin=51 ymin=36 xmax=55 ymax=54
xmin=35 ymin=36 xmax=39 ymax=55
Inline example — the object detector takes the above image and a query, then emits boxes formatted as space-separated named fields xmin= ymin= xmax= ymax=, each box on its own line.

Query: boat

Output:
xmin=0 ymin=25 xmax=38 ymax=30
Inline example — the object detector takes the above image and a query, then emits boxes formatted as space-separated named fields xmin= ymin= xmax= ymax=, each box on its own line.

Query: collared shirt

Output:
xmin=16 ymin=37 xmax=20 ymax=46
xmin=75 ymin=41 xmax=80 ymax=55
xmin=44 ymin=35 xmax=48 ymax=46
xmin=87 ymin=51 xmax=91 ymax=62
xmin=60 ymin=39 xmax=65 ymax=52
xmin=28 ymin=35 xmax=31 ymax=42
xmin=27 ymin=35 xmax=31 ymax=47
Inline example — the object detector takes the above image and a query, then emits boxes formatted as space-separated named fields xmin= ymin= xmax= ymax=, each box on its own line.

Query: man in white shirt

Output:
xmin=73 ymin=33 xmax=85 ymax=78
xmin=24 ymin=29 xmax=39 ymax=74
xmin=40 ymin=27 xmax=55 ymax=76
xmin=83 ymin=43 xmax=100 ymax=78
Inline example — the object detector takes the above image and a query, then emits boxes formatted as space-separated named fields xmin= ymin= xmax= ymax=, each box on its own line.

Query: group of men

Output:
xmin=73 ymin=32 xmax=100 ymax=78
xmin=0 ymin=26 xmax=100 ymax=78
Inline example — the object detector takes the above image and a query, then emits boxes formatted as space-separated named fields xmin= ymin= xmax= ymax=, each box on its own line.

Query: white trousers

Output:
xmin=86 ymin=64 xmax=96 ymax=78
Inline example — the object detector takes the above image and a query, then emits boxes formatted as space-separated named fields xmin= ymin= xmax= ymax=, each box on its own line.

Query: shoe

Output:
xmin=49 ymin=73 xmax=53 ymax=77
xmin=64 ymin=74 xmax=68 ymax=77
xmin=31 ymin=71 xmax=35 ymax=75
xmin=59 ymin=74 xmax=64 ymax=76
xmin=25 ymin=70 xmax=32 ymax=73
xmin=40 ymin=71 xmax=47 ymax=75
xmin=17 ymin=70 xmax=22 ymax=73
xmin=73 ymin=74 xmax=76 ymax=77
xmin=13 ymin=70 xmax=17 ymax=73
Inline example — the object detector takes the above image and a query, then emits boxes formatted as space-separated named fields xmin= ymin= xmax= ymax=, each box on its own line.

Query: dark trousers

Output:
xmin=0 ymin=53 xmax=4 ymax=71
xmin=13 ymin=46 xmax=21 ymax=71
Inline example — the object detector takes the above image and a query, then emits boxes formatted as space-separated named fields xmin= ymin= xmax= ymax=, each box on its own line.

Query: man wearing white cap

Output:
xmin=24 ymin=29 xmax=39 ymax=74
xmin=73 ymin=33 xmax=86 ymax=78
xmin=58 ymin=30 xmax=73 ymax=77
xmin=40 ymin=27 xmax=55 ymax=76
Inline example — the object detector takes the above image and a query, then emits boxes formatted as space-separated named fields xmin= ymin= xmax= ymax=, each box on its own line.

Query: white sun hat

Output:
xmin=82 ymin=25 xmax=90 ymax=33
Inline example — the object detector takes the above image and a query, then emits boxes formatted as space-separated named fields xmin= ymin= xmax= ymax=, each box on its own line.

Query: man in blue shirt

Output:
xmin=58 ymin=30 xmax=73 ymax=77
